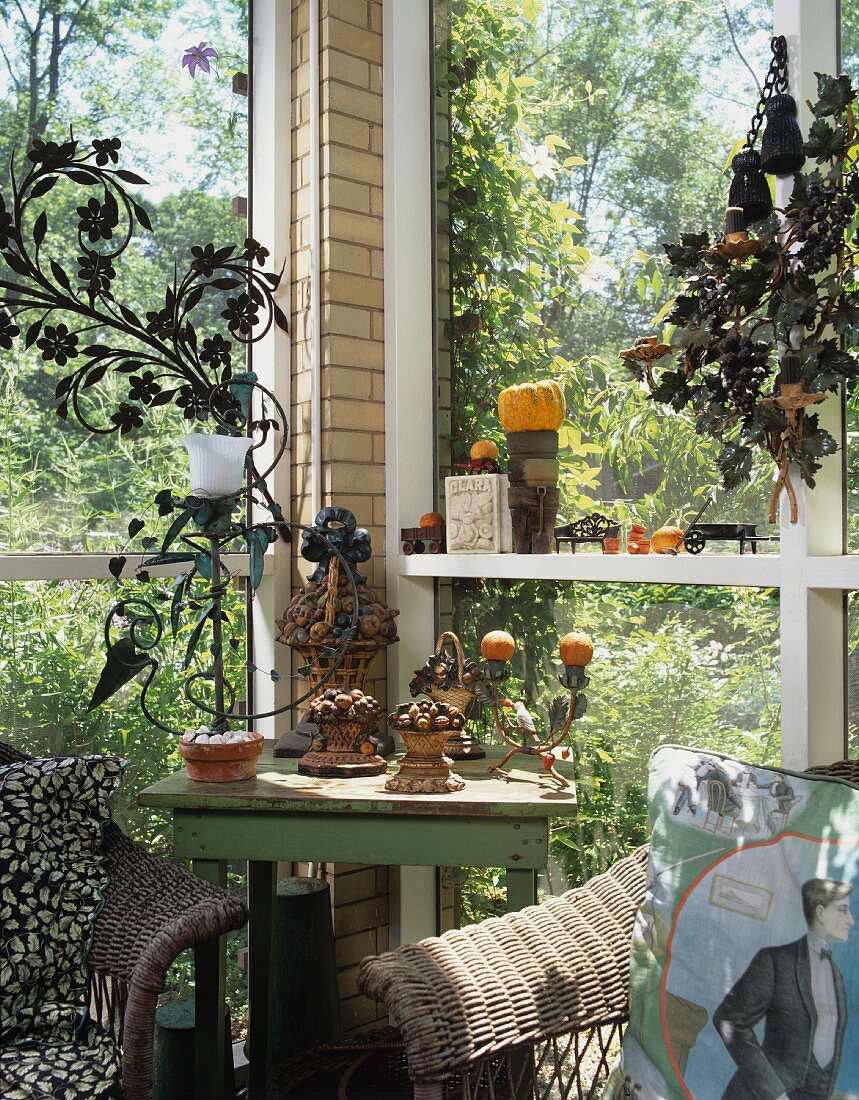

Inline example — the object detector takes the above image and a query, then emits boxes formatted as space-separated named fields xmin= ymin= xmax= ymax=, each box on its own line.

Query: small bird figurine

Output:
xmin=503 ymin=698 xmax=540 ymax=744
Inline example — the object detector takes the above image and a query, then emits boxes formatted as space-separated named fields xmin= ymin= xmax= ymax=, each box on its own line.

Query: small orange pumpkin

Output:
xmin=419 ymin=511 xmax=445 ymax=528
xmin=480 ymin=630 xmax=516 ymax=663
xmin=497 ymin=380 xmax=565 ymax=433
xmin=470 ymin=439 xmax=499 ymax=461
xmin=559 ymin=631 xmax=594 ymax=668
xmin=652 ymin=526 xmax=685 ymax=554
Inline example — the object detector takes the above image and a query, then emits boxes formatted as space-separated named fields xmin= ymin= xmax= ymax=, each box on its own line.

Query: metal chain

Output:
xmin=745 ymin=35 xmax=789 ymax=150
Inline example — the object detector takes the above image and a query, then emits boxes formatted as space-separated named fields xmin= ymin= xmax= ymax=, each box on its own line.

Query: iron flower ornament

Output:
xmin=0 ymin=128 xmax=288 ymax=439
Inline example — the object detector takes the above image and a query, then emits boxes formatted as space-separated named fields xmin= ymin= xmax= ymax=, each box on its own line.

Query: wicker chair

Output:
xmin=355 ymin=757 xmax=859 ymax=1100
xmin=0 ymin=741 xmax=249 ymax=1100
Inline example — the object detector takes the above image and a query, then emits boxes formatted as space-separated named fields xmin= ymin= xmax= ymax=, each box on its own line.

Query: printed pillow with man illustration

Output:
xmin=607 ymin=745 xmax=859 ymax=1100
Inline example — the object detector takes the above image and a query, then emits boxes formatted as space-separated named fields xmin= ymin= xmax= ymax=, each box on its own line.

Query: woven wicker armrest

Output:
xmin=89 ymin=824 xmax=248 ymax=1100
xmin=357 ymin=846 xmax=649 ymax=1085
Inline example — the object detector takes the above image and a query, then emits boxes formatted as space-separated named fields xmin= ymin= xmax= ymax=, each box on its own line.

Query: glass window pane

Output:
xmin=435 ymin=0 xmax=776 ymax=539
xmin=0 ymin=1 xmax=249 ymax=551
xmin=443 ymin=579 xmax=780 ymax=897
xmin=841 ymin=2 xmax=859 ymax=549
xmin=0 ymin=576 xmax=248 ymax=846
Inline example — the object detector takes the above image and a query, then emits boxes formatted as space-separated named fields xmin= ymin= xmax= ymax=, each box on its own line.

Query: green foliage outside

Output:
xmin=437 ymin=0 xmax=789 ymax=909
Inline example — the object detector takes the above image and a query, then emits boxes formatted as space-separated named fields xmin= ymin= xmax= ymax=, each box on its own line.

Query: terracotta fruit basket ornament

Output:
xmin=480 ymin=629 xmax=593 ymax=789
xmin=275 ymin=506 xmax=398 ymax=758
xmin=298 ymin=689 xmax=387 ymax=778
xmin=409 ymin=631 xmax=488 ymax=760
xmin=179 ymin=728 xmax=264 ymax=783
xmin=385 ymin=700 xmax=466 ymax=794
xmin=497 ymin=379 xmax=566 ymax=554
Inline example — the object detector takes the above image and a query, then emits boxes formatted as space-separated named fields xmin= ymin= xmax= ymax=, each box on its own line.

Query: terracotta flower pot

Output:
xmin=603 ymin=537 xmax=620 ymax=554
xmin=179 ymin=732 xmax=264 ymax=783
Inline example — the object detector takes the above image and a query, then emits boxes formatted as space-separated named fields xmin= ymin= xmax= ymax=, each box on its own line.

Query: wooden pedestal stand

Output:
xmin=506 ymin=431 xmax=560 ymax=553
xmin=385 ymin=730 xmax=465 ymax=794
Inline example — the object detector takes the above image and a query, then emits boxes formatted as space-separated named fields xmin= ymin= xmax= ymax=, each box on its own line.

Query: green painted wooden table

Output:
xmin=139 ymin=744 xmax=577 ymax=1099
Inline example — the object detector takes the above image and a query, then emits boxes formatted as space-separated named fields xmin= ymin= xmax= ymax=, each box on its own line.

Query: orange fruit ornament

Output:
xmin=559 ymin=631 xmax=594 ymax=668
xmin=470 ymin=439 xmax=499 ymax=461
xmin=480 ymin=630 xmax=516 ymax=663
xmin=652 ymin=526 xmax=685 ymax=554
xmin=419 ymin=511 xmax=445 ymax=528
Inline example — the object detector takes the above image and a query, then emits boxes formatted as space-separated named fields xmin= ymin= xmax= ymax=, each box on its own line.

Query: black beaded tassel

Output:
xmin=760 ymin=93 xmax=806 ymax=175
xmin=779 ymin=352 xmax=802 ymax=385
xmin=729 ymin=148 xmax=773 ymax=224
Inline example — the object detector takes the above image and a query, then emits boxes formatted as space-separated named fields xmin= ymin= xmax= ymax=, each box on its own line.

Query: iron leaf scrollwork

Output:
xmin=0 ymin=129 xmax=288 ymax=437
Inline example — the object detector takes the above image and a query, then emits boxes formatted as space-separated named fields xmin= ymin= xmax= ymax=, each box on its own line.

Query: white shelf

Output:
xmin=397 ymin=552 xmax=781 ymax=587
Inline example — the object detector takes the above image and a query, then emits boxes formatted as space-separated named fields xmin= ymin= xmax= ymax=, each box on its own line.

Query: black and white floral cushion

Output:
xmin=0 ymin=755 xmax=126 ymax=1099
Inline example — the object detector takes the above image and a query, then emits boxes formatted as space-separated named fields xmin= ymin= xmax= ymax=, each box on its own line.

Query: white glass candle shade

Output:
xmin=182 ymin=433 xmax=254 ymax=498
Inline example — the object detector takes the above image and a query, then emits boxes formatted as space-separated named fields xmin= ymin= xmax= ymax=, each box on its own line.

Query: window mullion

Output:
xmin=774 ymin=0 xmax=844 ymax=767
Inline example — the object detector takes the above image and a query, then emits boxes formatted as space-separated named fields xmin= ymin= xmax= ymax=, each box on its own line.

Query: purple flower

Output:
xmin=182 ymin=41 xmax=218 ymax=78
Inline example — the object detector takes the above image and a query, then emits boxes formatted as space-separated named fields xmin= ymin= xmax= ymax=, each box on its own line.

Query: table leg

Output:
xmin=247 ymin=860 xmax=277 ymax=1098
xmin=192 ymin=858 xmax=227 ymax=1100
xmin=505 ymin=867 xmax=538 ymax=912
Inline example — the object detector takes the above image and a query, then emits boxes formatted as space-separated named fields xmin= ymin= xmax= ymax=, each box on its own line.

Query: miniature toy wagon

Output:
xmin=682 ymin=522 xmax=774 ymax=555
xmin=401 ymin=524 xmax=446 ymax=555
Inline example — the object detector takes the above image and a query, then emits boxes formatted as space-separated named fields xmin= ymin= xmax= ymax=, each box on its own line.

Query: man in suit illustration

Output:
xmin=713 ymin=878 xmax=854 ymax=1100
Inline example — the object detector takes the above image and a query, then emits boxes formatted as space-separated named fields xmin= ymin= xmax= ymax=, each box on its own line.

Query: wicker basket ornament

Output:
xmin=297 ymin=688 xmax=387 ymax=778
xmin=277 ymin=555 xmax=398 ymax=695
xmin=409 ymin=631 xmax=486 ymax=760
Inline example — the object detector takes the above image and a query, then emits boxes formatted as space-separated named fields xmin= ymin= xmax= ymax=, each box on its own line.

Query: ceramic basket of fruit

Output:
xmin=276 ymin=556 xmax=399 ymax=692
xmin=298 ymin=689 xmax=387 ymax=778
xmin=385 ymin=699 xmax=466 ymax=794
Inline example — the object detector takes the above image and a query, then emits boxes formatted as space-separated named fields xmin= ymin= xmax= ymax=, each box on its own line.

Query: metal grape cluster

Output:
xmin=623 ymin=73 xmax=859 ymax=523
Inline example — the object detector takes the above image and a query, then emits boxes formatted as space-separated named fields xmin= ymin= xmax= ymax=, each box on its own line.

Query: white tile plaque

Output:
xmin=444 ymin=474 xmax=512 ymax=554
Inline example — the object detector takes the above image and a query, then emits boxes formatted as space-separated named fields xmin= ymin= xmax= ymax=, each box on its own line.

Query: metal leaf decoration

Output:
xmin=0 ymin=129 xmax=288 ymax=437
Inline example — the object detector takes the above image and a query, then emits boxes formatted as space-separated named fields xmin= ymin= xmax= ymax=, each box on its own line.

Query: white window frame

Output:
xmin=384 ymin=0 xmax=851 ymax=937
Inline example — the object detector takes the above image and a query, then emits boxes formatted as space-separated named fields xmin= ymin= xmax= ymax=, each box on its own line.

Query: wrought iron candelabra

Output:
xmin=479 ymin=630 xmax=593 ymax=788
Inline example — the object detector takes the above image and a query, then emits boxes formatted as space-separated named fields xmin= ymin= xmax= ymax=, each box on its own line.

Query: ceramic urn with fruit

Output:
xmin=298 ymin=688 xmax=387 ymax=778
xmin=385 ymin=699 xmax=466 ymax=794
